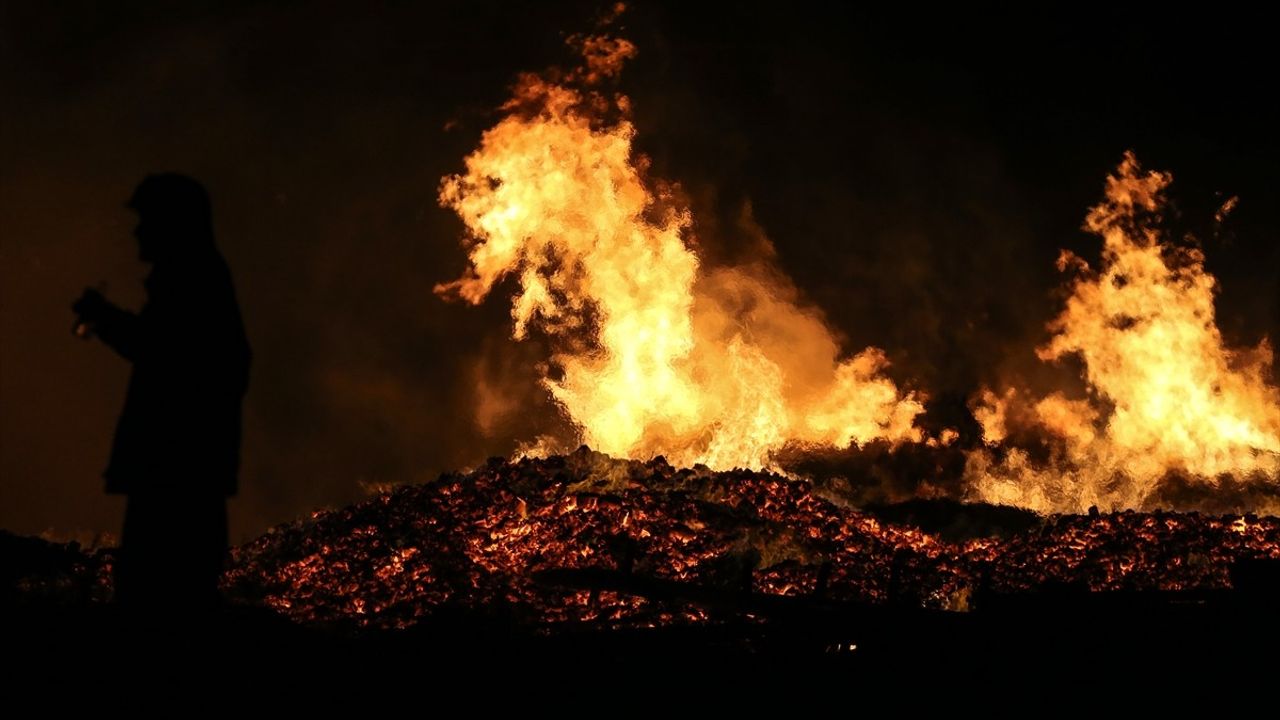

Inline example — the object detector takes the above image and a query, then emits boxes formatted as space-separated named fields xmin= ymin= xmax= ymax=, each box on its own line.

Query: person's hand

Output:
xmin=72 ymin=287 xmax=110 ymax=324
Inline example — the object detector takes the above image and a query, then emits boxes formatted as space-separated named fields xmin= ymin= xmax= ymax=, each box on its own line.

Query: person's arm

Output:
xmin=94 ymin=304 xmax=144 ymax=361
xmin=73 ymin=288 xmax=144 ymax=361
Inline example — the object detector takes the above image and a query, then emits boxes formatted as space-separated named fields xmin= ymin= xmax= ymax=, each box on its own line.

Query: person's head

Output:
xmin=127 ymin=174 xmax=215 ymax=263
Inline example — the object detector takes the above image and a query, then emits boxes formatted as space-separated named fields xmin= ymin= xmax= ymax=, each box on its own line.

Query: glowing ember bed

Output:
xmin=223 ymin=451 xmax=1280 ymax=632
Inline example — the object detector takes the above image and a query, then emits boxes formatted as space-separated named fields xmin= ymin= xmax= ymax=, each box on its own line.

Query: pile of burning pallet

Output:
xmin=221 ymin=448 xmax=1280 ymax=631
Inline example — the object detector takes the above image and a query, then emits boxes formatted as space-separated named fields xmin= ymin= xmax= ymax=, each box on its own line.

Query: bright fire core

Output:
xmin=435 ymin=26 xmax=923 ymax=470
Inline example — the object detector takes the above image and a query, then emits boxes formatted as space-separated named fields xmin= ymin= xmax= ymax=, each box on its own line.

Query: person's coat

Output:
xmin=95 ymin=250 xmax=250 ymax=496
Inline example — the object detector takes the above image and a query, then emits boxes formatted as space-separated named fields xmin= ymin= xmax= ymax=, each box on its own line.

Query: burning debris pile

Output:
xmin=0 ymin=530 xmax=113 ymax=606
xmin=222 ymin=449 xmax=1280 ymax=631
xmin=13 ymin=10 xmax=1278 ymax=653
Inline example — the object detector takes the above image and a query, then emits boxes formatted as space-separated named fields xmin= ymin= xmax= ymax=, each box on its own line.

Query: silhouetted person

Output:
xmin=72 ymin=174 xmax=250 ymax=615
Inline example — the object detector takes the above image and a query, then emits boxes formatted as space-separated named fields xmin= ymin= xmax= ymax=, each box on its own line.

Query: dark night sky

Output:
xmin=2 ymin=1 xmax=1277 ymax=542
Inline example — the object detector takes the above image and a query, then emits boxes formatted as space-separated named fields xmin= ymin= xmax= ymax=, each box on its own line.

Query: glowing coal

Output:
xmin=222 ymin=451 xmax=1280 ymax=630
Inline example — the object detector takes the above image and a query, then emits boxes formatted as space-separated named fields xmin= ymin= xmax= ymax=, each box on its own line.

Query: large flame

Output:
xmin=968 ymin=153 xmax=1280 ymax=512
xmin=436 ymin=19 xmax=923 ymax=470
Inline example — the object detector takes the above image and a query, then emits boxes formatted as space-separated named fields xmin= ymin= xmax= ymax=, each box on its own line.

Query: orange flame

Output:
xmin=968 ymin=153 xmax=1280 ymax=512
xmin=437 ymin=22 xmax=923 ymax=470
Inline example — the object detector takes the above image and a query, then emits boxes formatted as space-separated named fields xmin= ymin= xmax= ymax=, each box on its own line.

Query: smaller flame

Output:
xmin=968 ymin=153 xmax=1280 ymax=513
